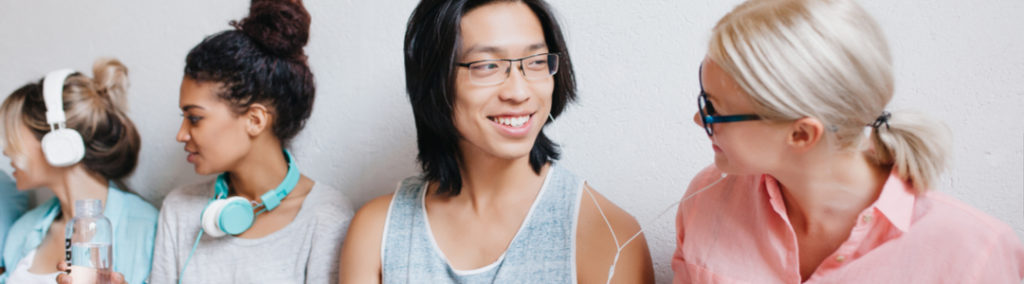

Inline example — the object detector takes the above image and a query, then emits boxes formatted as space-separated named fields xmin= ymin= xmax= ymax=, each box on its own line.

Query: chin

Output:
xmin=487 ymin=142 xmax=535 ymax=161
xmin=192 ymin=164 xmax=215 ymax=176
xmin=713 ymin=155 xmax=742 ymax=175
xmin=13 ymin=179 xmax=40 ymax=191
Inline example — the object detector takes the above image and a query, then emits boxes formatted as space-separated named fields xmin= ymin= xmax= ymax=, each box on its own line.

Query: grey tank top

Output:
xmin=381 ymin=164 xmax=584 ymax=284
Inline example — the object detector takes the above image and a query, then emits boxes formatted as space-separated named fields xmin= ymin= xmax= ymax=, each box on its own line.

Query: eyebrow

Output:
xmin=462 ymin=43 xmax=548 ymax=57
xmin=181 ymin=105 xmax=204 ymax=112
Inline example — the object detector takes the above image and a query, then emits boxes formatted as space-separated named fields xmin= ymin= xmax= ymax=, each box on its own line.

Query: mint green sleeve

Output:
xmin=116 ymin=198 xmax=159 ymax=284
xmin=0 ymin=172 xmax=29 ymax=265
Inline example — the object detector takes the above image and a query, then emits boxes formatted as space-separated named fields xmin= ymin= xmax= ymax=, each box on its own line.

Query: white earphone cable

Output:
xmin=588 ymin=173 xmax=727 ymax=284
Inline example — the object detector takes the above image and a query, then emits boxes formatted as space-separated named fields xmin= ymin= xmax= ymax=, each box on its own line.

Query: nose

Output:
xmin=497 ymin=63 xmax=530 ymax=103
xmin=176 ymin=120 xmax=190 ymax=143
xmin=692 ymin=111 xmax=703 ymax=127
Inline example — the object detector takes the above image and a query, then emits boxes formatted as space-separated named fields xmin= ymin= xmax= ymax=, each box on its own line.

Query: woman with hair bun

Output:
xmin=674 ymin=0 xmax=1024 ymax=282
xmin=0 ymin=58 xmax=158 ymax=284
xmin=146 ymin=0 xmax=353 ymax=283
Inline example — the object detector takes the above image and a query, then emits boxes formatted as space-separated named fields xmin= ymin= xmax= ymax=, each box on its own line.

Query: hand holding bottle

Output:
xmin=55 ymin=260 xmax=125 ymax=284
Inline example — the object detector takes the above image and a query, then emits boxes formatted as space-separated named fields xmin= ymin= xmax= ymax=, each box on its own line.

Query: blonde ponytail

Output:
xmin=870 ymin=110 xmax=951 ymax=192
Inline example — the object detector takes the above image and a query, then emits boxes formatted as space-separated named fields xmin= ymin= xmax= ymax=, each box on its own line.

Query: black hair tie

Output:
xmin=871 ymin=111 xmax=891 ymax=130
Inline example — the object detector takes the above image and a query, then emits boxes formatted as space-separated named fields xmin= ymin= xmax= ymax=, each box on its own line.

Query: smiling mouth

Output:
xmin=488 ymin=114 xmax=533 ymax=128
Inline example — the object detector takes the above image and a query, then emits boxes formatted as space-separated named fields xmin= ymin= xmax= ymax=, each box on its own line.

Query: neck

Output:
xmin=227 ymin=146 xmax=288 ymax=202
xmin=50 ymin=166 xmax=110 ymax=221
xmin=455 ymin=142 xmax=548 ymax=207
xmin=771 ymin=150 xmax=889 ymax=233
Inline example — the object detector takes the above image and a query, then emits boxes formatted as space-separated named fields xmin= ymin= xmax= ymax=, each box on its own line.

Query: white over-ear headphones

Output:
xmin=40 ymin=69 xmax=86 ymax=167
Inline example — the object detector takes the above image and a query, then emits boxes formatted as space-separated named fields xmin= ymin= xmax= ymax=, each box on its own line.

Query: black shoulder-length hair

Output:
xmin=404 ymin=0 xmax=577 ymax=196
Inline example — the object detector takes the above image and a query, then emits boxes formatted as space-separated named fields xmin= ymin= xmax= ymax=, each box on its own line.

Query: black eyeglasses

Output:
xmin=457 ymin=53 xmax=559 ymax=86
xmin=697 ymin=65 xmax=761 ymax=136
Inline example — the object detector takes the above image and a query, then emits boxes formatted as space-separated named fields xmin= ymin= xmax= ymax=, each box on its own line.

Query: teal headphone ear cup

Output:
xmin=201 ymin=197 xmax=254 ymax=237
xmin=201 ymin=150 xmax=297 ymax=238
xmin=217 ymin=198 xmax=255 ymax=235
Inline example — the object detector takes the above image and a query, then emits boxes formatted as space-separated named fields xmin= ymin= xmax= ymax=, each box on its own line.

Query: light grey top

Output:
xmin=148 ymin=179 xmax=353 ymax=284
xmin=381 ymin=164 xmax=584 ymax=284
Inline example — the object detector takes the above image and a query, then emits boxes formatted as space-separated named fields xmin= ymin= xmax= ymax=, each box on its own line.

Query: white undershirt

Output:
xmin=6 ymin=249 xmax=62 ymax=284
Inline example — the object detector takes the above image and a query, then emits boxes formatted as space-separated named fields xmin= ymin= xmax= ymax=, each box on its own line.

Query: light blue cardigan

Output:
xmin=0 ymin=173 xmax=29 ymax=259
xmin=0 ymin=183 xmax=158 ymax=284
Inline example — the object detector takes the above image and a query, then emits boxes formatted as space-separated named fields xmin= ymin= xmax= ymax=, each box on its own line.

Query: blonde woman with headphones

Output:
xmin=673 ymin=0 xmax=1024 ymax=282
xmin=0 ymin=58 xmax=157 ymax=284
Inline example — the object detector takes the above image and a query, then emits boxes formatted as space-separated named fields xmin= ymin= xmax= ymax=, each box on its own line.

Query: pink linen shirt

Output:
xmin=673 ymin=165 xmax=1024 ymax=283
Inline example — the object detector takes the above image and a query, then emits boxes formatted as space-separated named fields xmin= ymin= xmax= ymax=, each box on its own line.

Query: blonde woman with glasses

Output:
xmin=673 ymin=0 xmax=1024 ymax=282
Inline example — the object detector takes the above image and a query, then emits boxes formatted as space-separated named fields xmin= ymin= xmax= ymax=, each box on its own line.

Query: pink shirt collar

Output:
xmin=761 ymin=171 xmax=915 ymax=233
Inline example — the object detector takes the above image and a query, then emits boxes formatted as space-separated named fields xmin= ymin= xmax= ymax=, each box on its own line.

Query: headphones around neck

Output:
xmin=40 ymin=69 xmax=86 ymax=167
xmin=200 ymin=150 xmax=301 ymax=237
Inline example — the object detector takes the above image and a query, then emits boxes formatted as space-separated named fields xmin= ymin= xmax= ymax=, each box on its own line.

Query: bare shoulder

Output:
xmin=578 ymin=183 xmax=641 ymax=235
xmin=344 ymin=193 xmax=393 ymax=249
xmin=351 ymin=193 xmax=394 ymax=229
xmin=576 ymin=183 xmax=654 ymax=284
xmin=339 ymin=193 xmax=394 ymax=284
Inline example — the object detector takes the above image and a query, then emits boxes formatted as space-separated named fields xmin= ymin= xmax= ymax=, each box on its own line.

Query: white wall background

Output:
xmin=1 ymin=0 xmax=1021 ymax=282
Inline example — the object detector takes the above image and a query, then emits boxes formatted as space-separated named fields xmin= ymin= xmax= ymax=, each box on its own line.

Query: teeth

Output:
xmin=493 ymin=115 xmax=529 ymax=127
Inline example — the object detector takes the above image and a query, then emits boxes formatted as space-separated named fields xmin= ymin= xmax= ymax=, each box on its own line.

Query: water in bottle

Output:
xmin=65 ymin=199 xmax=113 ymax=284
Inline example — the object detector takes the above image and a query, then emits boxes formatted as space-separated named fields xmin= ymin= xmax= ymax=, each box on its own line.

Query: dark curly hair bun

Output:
xmin=234 ymin=0 xmax=311 ymax=59
xmin=185 ymin=0 xmax=317 ymax=147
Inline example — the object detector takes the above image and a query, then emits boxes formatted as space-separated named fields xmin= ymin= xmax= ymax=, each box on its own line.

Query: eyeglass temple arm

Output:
xmin=704 ymin=114 xmax=761 ymax=124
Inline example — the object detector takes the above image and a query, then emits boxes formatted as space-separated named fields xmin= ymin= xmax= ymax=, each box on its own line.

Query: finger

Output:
xmin=56 ymin=260 xmax=69 ymax=271
xmin=56 ymin=273 xmax=72 ymax=284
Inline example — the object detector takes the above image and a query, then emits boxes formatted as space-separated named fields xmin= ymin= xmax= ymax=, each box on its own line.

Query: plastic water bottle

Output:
xmin=65 ymin=199 xmax=113 ymax=284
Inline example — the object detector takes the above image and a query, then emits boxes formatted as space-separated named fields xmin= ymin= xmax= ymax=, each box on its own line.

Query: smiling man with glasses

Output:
xmin=340 ymin=0 xmax=655 ymax=283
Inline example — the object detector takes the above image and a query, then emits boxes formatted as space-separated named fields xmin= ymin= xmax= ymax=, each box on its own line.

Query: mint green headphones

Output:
xmin=179 ymin=150 xmax=301 ymax=283
xmin=200 ymin=150 xmax=300 ymax=237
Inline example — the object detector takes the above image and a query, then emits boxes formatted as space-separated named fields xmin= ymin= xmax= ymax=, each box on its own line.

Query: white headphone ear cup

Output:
xmin=202 ymin=199 xmax=229 ymax=237
xmin=40 ymin=129 xmax=85 ymax=167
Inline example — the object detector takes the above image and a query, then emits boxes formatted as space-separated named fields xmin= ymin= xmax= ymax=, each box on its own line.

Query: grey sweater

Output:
xmin=148 ymin=179 xmax=353 ymax=284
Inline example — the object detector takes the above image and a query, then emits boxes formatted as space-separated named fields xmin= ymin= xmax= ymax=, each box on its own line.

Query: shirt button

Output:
xmin=862 ymin=215 xmax=873 ymax=224
xmin=836 ymin=255 xmax=846 ymax=262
